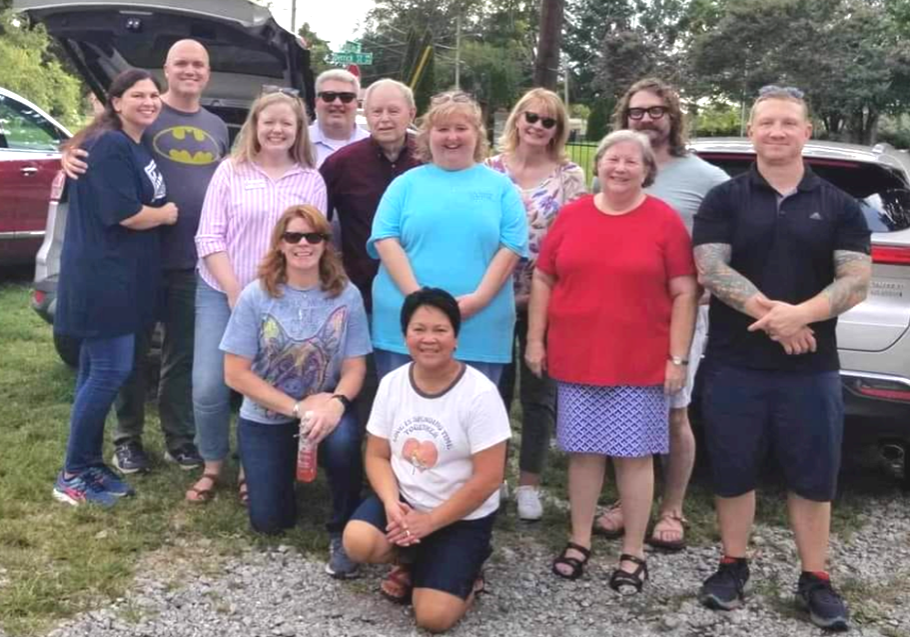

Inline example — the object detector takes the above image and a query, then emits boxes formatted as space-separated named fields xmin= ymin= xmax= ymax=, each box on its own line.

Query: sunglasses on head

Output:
xmin=523 ymin=111 xmax=557 ymax=129
xmin=318 ymin=91 xmax=357 ymax=104
xmin=282 ymin=231 xmax=329 ymax=245
xmin=431 ymin=91 xmax=473 ymax=105
xmin=261 ymin=85 xmax=300 ymax=97
xmin=626 ymin=106 xmax=669 ymax=120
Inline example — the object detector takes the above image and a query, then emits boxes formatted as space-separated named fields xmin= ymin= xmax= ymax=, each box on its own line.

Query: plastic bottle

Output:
xmin=297 ymin=410 xmax=318 ymax=483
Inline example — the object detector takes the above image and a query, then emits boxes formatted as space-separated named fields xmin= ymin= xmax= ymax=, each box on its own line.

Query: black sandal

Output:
xmin=552 ymin=541 xmax=592 ymax=580
xmin=609 ymin=553 xmax=648 ymax=594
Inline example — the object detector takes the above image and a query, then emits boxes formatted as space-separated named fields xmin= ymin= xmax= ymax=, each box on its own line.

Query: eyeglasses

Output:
xmin=626 ymin=106 xmax=669 ymax=120
xmin=758 ymin=85 xmax=805 ymax=99
xmin=524 ymin=111 xmax=557 ymax=129
xmin=261 ymin=85 xmax=300 ymax=97
xmin=282 ymin=231 xmax=329 ymax=245
xmin=318 ymin=91 xmax=357 ymax=104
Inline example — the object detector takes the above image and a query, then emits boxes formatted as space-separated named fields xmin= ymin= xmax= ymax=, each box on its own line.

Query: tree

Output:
xmin=297 ymin=22 xmax=333 ymax=75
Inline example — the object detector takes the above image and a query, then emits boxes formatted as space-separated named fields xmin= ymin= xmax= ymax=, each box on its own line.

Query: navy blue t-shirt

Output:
xmin=56 ymin=130 xmax=167 ymax=338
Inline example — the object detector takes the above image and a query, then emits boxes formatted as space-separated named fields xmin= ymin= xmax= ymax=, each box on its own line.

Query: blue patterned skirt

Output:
xmin=556 ymin=383 xmax=669 ymax=457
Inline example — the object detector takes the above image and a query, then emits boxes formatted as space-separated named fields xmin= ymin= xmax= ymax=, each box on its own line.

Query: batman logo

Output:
xmin=152 ymin=126 xmax=222 ymax=166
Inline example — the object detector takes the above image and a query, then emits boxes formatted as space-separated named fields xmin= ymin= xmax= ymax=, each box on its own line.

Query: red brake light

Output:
xmin=871 ymin=245 xmax=910 ymax=265
xmin=50 ymin=170 xmax=66 ymax=201
xmin=33 ymin=290 xmax=46 ymax=305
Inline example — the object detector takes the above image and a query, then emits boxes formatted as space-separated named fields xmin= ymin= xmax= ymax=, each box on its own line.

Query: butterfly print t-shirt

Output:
xmin=367 ymin=363 xmax=511 ymax=520
xmin=220 ymin=280 xmax=372 ymax=424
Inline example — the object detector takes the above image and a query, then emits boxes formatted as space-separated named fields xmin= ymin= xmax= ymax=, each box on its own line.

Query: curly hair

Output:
xmin=497 ymin=88 xmax=570 ymax=162
xmin=258 ymin=205 xmax=348 ymax=298
xmin=611 ymin=78 xmax=688 ymax=158
xmin=414 ymin=91 xmax=489 ymax=165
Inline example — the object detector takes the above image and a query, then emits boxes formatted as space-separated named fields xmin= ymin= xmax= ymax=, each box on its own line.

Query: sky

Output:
xmin=268 ymin=0 xmax=376 ymax=50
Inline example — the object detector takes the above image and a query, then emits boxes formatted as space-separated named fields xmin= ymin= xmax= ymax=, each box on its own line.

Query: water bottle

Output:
xmin=297 ymin=410 xmax=318 ymax=483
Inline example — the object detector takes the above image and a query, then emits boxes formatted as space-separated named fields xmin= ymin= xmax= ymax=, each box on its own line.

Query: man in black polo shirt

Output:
xmin=692 ymin=86 xmax=871 ymax=631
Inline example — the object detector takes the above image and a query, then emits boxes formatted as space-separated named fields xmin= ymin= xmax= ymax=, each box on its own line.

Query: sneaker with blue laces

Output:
xmin=52 ymin=471 xmax=118 ymax=507
xmin=325 ymin=533 xmax=360 ymax=579
xmin=796 ymin=572 xmax=850 ymax=631
xmin=85 ymin=465 xmax=135 ymax=498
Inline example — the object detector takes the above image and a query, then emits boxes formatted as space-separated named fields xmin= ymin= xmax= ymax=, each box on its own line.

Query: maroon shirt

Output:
xmin=320 ymin=135 xmax=422 ymax=312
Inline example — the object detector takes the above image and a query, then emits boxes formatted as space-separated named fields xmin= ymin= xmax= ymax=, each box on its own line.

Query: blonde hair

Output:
xmin=258 ymin=205 xmax=348 ymax=298
xmin=593 ymin=130 xmax=658 ymax=188
xmin=497 ymin=88 xmax=569 ymax=162
xmin=415 ymin=91 xmax=489 ymax=164
xmin=233 ymin=93 xmax=315 ymax=168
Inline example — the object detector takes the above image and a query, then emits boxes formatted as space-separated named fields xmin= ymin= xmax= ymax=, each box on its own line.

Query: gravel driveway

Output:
xmin=25 ymin=462 xmax=910 ymax=637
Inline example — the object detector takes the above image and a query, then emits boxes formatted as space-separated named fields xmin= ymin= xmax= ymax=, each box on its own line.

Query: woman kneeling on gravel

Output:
xmin=343 ymin=288 xmax=511 ymax=633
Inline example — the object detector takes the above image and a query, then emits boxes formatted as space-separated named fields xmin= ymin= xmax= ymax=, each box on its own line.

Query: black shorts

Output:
xmin=350 ymin=494 xmax=495 ymax=600
xmin=701 ymin=362 xmax=844 ymax=502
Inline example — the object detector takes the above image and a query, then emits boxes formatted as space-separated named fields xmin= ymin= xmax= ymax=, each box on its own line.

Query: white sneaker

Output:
xmin=515 ymin=485 xmax=543 ymax=521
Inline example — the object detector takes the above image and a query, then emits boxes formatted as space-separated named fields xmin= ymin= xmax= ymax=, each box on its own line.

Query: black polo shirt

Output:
xmin=692 ymin=164 xmax=871 ymax=372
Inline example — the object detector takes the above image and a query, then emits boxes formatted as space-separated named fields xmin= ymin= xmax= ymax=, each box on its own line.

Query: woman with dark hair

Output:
xmin=343 ymin=288 xmax=511 ymax=633
xmin=53 ymin=69 xmax=177 ymax=507
xmin=219 ymin=204 xmax=371 ymax=577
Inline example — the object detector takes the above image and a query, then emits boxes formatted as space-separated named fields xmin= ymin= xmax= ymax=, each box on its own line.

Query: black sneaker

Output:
xmin=164 ymin=443 xmax=203 ymax=470
xmin=796 ymin=572 xmax=850 ymax=631
xmin=699 ymin=558 xmax=751 ymax=611
xmin=112 ymin=441 xmax=151 ymax=474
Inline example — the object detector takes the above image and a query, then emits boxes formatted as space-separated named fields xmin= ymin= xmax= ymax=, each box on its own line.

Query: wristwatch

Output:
xmin=669 ymin=356 xmax=689 ymax=366
xmin=332 ymin=394 xmax=352 ymax=412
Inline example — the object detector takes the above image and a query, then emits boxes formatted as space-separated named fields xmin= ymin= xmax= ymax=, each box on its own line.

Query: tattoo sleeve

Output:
xmin=820 ymin=250 xmax=872 ymax=317
xmin=693 ymin=243 xmax=761 ymax=314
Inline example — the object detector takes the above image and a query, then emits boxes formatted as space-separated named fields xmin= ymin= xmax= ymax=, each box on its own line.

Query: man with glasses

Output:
xmin=62 ymin=39 xmax=229 ymax=475
xmin=310 ymin=69 xmax=369 ymax=167
xmin=592 ymin=78 xmax=727 ymax=552
xmin=692 ymin=86 xmax=870 ymax=630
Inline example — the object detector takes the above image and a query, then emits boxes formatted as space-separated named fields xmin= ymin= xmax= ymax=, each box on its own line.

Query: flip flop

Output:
xmin=646 ymin=511 xmax=687 ymax=552
xmin=185 ymin=472 xmax=219 ymax=504
xmin=380 ymin=565 xmax=413 ymax=605
xmin=593 ymin=499 xmax=625 ymax=539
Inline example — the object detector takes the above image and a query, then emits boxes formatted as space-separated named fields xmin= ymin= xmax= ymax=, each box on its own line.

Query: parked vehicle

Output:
xmin=690 ymin=138 xmax=910 ymax=485
xmin=18 ymin=0 xmax=316 ymax=366
xmin=0 ymin=86 xmax=71 ymax=266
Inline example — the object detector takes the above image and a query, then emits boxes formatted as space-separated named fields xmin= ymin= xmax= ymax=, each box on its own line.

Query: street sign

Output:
xmin=341 ymin=41 xmax=362 ymax=53
xmin=332 ymin=51 xmax=373 ymax=65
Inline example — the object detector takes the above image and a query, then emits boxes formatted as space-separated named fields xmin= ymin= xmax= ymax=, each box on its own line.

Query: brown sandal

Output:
xmin=380 ymin=565 xmax=413 ymax=604
xmin=186 ymin=473 xmax=218 ymax=503
xmin=593 ymin=499 xmax=625 ymax=539
xmin=646 ymin=511 xmax=688 ymax=552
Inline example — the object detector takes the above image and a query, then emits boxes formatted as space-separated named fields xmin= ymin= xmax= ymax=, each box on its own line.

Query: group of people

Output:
xmin=49 ymin=37 xmax=872 ymax=634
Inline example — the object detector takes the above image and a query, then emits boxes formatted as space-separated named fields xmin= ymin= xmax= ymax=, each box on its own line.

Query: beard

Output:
xmin=632 ymin=123 xmax=670 ymax=148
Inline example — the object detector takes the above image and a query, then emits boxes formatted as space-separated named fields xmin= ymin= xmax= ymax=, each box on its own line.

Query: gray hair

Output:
xmin=593 ymin=129 xmax=658 ymax=188
xmin=315 ymin=69 xmax=361 ymax=95
xmin=363 ymin=79 xmax=415 ymax=110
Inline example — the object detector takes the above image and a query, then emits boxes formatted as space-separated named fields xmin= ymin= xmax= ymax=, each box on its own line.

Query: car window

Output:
xmin=0 ymin=94 xmax=66 ymax=152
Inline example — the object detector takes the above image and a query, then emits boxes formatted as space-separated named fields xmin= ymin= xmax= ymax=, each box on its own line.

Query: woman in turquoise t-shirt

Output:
xmin=367 ymin=91 xmax=528 ymax=384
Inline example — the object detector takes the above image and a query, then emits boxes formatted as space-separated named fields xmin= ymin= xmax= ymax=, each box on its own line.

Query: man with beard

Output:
xmin=309 ymin=69 xmax=369 ymax=167
xmin=592 ymin=78 xmax=727 ymax=552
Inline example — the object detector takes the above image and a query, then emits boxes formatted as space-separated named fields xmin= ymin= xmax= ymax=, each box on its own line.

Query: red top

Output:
xmin=537 ymin=195 xmax=695 ymax=386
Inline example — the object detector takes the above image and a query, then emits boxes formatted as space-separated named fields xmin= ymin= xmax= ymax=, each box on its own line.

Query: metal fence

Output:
xmin=565 ymin=142 xmax=599 ymax=188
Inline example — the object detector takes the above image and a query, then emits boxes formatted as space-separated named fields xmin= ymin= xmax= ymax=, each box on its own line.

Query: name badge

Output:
xmin=244 ymin=179 xmax=267 ymax=190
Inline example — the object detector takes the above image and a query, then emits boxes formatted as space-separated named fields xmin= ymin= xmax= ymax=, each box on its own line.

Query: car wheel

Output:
xmin=53 ymin=333 xmax=81 ymax=367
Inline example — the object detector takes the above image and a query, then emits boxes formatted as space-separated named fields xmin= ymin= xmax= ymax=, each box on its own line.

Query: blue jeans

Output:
xmin=374 ymin=348 xmax=503 ymax=385
xmin=238 ymin=413 xmax=363 ymax=535
xmin=192 ymin=276 xmax=233 ymax=461
xmin=64 ymin=334 xmax=135 ymax=474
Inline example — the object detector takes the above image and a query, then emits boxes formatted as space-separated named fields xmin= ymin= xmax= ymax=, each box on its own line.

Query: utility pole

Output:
xmin=291 ymin=0 xmax=297 ymax=33
xmin=564 ymin=58 xmax=569 ymax=111
xmin=454 ymin=11 xmax=462 ymax=90
xmin=533 ymin=0 xmax=565 ymax=90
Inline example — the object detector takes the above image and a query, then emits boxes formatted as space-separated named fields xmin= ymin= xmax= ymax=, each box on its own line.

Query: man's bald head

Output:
xmin=163 ymin=40 xmax=210 ymax=101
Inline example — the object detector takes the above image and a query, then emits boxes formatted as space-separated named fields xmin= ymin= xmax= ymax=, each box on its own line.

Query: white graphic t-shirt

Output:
xmin=368 ymin=363 xmax=512 ymax=520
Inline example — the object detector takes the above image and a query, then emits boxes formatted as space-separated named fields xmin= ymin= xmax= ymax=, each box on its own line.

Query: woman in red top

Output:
xmin=526 ymin=130 xmax=698 ymax=593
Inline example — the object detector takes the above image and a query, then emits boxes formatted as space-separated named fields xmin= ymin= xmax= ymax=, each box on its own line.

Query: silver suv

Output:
xmin=691 ymin=138 xmax=910 ymax=485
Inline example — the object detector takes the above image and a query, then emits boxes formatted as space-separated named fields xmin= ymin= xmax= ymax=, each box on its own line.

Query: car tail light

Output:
xmin=871 ymin=245 xmax=910 ymax=265
xmin=848 ymin=376 xmax=910 ymax=402
xmin=50 ymin=170 xmax=66 ymax=201
xmin=33 ymin=290 xmax=46 ymax=305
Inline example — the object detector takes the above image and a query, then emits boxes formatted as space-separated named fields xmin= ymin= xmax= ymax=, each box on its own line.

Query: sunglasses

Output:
xmin=318 ymin=91 xmax=357 ymax=104
xmin=524 ymin=111 xmax=557 ymax=129
xmin=262 ymin=85 xmax=300 ymax=97
xmin=758 ymin=84 xmax=805 ymax=99
xmin=431 ymin=91 xmax=473 ymax=105
xmin=626 ymin=106 xmax=669 ymax=120
xmin=282 ymin=231 xmax=329 ymax=245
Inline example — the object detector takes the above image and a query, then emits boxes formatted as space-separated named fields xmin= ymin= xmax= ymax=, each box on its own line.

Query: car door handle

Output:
xmin=20 ymin=166 xmax=38 ymax=176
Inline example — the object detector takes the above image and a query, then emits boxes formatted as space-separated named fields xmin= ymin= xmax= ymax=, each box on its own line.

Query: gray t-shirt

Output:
xmin=143 ymin=103 xmax=229 ymax=270
xmin=220 ymin=280 xmax=373 ymax=425
xmin=647 ymin=154 xmax=729 ymax=234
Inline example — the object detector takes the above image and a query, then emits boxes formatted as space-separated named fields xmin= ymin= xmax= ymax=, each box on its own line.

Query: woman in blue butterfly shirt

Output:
xmin=220 ymin=204 xmax=372 ymax=578
xmin=53 ymin=69 xmax=178 ymax=508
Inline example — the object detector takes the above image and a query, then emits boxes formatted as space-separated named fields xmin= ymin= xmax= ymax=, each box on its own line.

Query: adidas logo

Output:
xmin=809 ymin=212 xmax=823 ymax=220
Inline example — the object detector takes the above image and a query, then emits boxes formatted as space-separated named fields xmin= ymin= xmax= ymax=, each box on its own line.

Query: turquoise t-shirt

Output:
xmin=367 ymin=164 xmax=528 ymax=363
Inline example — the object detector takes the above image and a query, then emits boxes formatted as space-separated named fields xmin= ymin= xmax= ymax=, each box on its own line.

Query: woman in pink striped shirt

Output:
xmin=188 ymin=92 xmax=327 ymax=503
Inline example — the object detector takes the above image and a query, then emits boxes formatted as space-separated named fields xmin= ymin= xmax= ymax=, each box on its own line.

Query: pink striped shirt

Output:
xmin=195 ymin=159 xmax=327 ymax=292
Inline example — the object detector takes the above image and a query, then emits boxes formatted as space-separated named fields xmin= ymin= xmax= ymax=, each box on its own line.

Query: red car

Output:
xmin=0 ymin=86 xmax=71 ymax=265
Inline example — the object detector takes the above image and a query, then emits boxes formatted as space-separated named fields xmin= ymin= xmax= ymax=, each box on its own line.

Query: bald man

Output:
xmin=63 ymin=40 xmax=230 ymax=474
